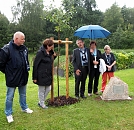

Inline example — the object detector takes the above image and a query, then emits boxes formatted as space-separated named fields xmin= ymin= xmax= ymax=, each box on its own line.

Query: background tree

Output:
xmin=106 ymin=24 xmax=134 ymax=49
xmin=11 ymin=0 xmax=45 ymax=52
xmin=0 ymin=13 xmax=11 ymax=47
xmin=62 ymin=0 xmax=103 ymax=48
xmin=121 ymin=6 xmax=134 ymax=30
xmin=1 ymin=0 xmax=134 ymax=50
xmin=62 ymin=0 xmax=103 ymax=27
xmin=102 ymin=3 xmax=124 ymax=33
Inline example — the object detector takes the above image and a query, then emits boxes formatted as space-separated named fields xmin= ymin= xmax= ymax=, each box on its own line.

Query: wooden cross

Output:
xmin=50 ymin=37 xmax=73 ymax=102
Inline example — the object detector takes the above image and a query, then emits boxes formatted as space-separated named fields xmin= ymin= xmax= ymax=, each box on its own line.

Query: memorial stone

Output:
xmin=101 ymin=77 xmax=131 ymax=100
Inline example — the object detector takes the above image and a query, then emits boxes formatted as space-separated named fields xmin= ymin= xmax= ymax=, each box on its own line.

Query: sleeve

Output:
xmin=101 ymin=53 xmax=106 ymax=62
xmin=50 ymin=50 xmax=57 ymax=60
xmin=97 ymin=50 xmax=102 ymax=64
xmin=96 ymin=50 xmax=101 ymax=60
xmin=111 ymin=53 xmax=116 ymax=72
xmin=72 ymin=49 xmax=78 ymax=72
xmin=32 ymin=51 xmax=42 ymax=80
xmin=89 ymin=48 xmax=94 ymax=64
xmin=0 ymin=48 xmax=9 ymax=73
xmin=26 ymin=48 xmax=30 ymax=71
xmin=99 ymin=50 xmax=102 ymax=59
xmin=112 ymin=53 xmax=116 ymax=62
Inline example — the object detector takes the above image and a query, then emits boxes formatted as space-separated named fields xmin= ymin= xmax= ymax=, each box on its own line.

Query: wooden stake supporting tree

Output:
xmin=51 ymin=38 xmax=72 ymax=102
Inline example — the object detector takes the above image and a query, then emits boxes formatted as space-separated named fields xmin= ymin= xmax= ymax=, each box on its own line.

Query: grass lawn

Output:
xmin=0 ymin=68 xmax=134 ymax=130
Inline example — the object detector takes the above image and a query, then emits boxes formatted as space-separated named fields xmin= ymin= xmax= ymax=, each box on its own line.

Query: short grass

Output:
xmin=0 ymin=68 xmax=134 ymax=130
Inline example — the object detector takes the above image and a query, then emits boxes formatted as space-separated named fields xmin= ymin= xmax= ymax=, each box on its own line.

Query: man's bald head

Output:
xmin=13 ymin=31 xmax=25 ymax=46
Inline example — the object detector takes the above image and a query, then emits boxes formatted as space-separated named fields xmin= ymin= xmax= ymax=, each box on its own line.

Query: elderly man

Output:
xmin=72 ymin=39 xmax=90 ymax=99
xmin=0 ymin=31 xmax=33 ymax=123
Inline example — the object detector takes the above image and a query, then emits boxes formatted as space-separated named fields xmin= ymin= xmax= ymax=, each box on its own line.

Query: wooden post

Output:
xmin=65 ymin=38 xmax=69 ymax=99
xmin=50 ymin=37 xmax=54 ymax=102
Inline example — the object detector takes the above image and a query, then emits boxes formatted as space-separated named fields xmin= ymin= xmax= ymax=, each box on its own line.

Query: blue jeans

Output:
xmin=5 ymin=85 xmax=28 ymax=116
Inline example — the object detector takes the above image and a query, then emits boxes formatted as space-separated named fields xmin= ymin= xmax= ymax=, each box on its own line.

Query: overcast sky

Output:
xmin=0 ymin=0 xmax=134 ymax=21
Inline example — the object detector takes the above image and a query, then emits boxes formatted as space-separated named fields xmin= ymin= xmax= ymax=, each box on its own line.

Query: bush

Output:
xmin=61 ymin=62 xmax=74 ymax=77
xmin=54 ymin=55 xmax=74 ymax=77
xmin=114 ymin=52 xmax=134 ymax=70
xmin=65 ymin=63 xmax=74 ymax=77
xmin=60 ymin=48 xmax=65 ymax=55
xmin=53 ymin=51 xmax=134 ymax=76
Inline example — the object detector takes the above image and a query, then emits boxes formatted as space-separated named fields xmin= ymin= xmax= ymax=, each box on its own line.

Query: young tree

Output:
xmin=44 ymin=3 xmax=75 ymax=98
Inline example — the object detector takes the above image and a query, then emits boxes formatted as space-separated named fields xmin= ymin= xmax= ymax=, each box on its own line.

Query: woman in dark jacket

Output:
xmin=101 ymin=45 xmax=116 ymax=92
xmin=33 ymin=39 xmax=56 ymax=109
xmin=88 ymin=41 xmax=102 ymax=96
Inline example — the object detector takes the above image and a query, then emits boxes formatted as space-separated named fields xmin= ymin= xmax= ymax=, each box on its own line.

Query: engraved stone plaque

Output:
xmin=113 ymin=86 xmax=124 ymax=94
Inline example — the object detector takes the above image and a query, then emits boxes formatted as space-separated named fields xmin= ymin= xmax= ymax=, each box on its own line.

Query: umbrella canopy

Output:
xmin=74 ymin=25 xmax=111 ymax=39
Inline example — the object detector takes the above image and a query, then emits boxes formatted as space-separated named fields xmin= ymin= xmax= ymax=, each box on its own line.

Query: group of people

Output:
xmin=0 ymin=31 xmax=56 ymax=123
xmin=0 ymin=31 xmax=116 ymax=124
xmin=72 ymin=39 xmax=116 ymax=99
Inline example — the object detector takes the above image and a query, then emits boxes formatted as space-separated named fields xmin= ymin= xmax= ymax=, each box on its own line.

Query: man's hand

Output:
xmin=76 ymin=69 xmax=81 ymax=76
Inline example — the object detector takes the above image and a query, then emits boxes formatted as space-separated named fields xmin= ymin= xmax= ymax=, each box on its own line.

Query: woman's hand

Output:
xmin=93 ymin=60 xmax=99 ymax=65
xmin=107 ymin=65 xmax=112 ymax=71
xmin=53 ymin=52 xmax=57 ymax=57
xmin=33 ymin=80 xmax=37 ymax=83
xmin=90 ymin=49 xmax=93 ymax=53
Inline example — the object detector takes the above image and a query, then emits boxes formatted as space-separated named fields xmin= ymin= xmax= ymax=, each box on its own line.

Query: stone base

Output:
xmin=100 ymin=96 xmax=132 ymax=100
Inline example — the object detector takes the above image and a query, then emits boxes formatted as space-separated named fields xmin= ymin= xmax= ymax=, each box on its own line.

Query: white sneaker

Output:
xmin=88 ymin=93 xmax=92 ymax=96
xmin=7 ymin=115 xmax=14 ymax=123
xmin=38 ymin=103 xmax=48 ymax=109
xmin=22 ymin=108 xmax=33 ymax=113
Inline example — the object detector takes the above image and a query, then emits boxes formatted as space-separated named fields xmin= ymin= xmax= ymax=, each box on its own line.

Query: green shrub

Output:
xmin=65 ymin=63 xmax=74 ymax=77
xmin=114 ymin=52 xmax=134 ymax=70
xmin=60 ymin=48 xmax=65 ymax=55
xmin=60 ymin=62 xmax=73 ymax=77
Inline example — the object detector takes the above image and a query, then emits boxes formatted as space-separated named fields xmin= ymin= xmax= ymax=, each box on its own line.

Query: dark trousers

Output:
xmin=88 ymin=68 xmax=100 ymax=93
xmin=75 ymin=66 xmax=88 ymax=97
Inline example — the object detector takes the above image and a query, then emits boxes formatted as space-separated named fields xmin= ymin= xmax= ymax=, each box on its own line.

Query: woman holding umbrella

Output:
xmin=88 ymin=41 xmax=102 ymax=96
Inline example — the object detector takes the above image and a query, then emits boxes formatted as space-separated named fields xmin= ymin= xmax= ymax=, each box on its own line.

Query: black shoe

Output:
xmin=80 ymin=95 xmax=87 ymax=99
xmin=94 ymin=92 xmax=99 ymax=95
xmin=75 ymin=96 xmax=79 ymax=99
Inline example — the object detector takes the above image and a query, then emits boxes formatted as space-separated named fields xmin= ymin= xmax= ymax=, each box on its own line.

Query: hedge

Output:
xmin=54 ymin=51 xmax=134 ymax=77
xmin=114 ymin=52 xmax=134 ymax=70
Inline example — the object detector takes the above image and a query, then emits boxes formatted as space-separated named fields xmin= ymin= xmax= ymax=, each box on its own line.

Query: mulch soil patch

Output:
xmin=46 ymin=95 xmax=80 ymax=107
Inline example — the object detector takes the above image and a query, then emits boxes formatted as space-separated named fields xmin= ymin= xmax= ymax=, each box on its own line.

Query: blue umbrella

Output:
xmin=74 ymin=25 xmax=111 ymax=39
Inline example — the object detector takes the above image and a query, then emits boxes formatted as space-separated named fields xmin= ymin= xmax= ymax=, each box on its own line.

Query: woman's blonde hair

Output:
xmin=104 ymin=45 xmax=111 ymax=51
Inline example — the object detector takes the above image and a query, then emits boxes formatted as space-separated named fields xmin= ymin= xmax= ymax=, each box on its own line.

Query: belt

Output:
xmin=82 ymin=66 xmax=88 ymax=68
